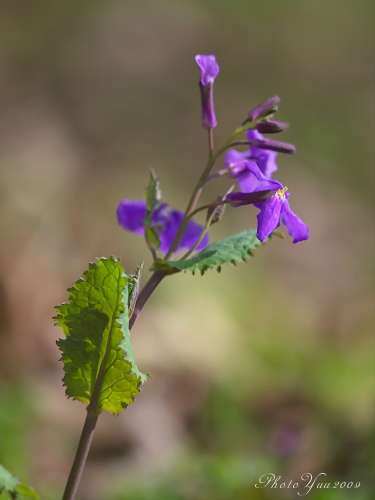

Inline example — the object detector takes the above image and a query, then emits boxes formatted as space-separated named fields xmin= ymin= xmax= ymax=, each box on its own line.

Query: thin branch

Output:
xmin=129 ymin=271 xmax=166 ymax=330
xmin=62 ymin=412 xmax=98 ymax=500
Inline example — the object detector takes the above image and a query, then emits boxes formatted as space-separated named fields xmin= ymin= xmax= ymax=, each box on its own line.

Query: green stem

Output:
xmin=181 ymin=188 xmax=236 ymax=261
xmin=164 ymin=127 xmax=247 ymax=260
xmin=189 ymin=198 xmax=229 ymax=219
xmin=180 ymin=223 xmax=209 ymax=261
xmin=208 ymin=127 xmax=214 ymax=158
xmin=204 ymin=168 xmax=229 ymax=184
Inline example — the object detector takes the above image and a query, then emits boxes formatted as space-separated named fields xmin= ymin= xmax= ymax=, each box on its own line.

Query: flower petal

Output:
xmin=256 ymin=195 xmax=282 ymax=242
xmin=117 ymin=199 xmax=146 ymax=235
xmin=158 ymin=210 xmax=181 ymax=253
xmin=247 ymin=129 xmax=277 ymax=161
xmin=195 ymin=54 xmax=219 ymax=86
xmin=118 ymin=199 xmax=209 ymax=254
xmin=224 ymin=149 xmax=250 ymax=176
xmin=224 ymin=148 xmax=250 ymax=167
xmin=159 ymin=210 xmax=209 ymax=254
xmin=246 ymin=129 xmax=263 ymax=145
xmin=256 ymin=151 xmax=278 ymax=178
xmin=180 ymin=216 xmax=209 ymax=251
xmin=237 ymin=161 xmax=282 ymax=193
xmin=246 ymin=130 xmax=279 ymax=178
xmin=281 ymin=199 xmax=310 ymax=243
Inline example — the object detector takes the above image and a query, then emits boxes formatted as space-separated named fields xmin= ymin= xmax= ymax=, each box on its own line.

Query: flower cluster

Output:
xmin=224 ymin=125 xmax=309 ymax=244
xmin=117 ymin=54 xmax=309 ymax=259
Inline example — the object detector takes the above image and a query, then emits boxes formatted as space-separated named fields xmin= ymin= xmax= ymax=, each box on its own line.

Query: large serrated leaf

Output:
xmin=54 ymin=257 xmax=147 ymax=415
xmin=152 ymin=230 xmax=275 ymax=275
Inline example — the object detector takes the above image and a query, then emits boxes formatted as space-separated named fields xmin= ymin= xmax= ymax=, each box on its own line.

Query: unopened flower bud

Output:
xmin=195 ymin=54 xmax=219 ymax=129
xmin=256 ymin=120 xmax=289 ymax=134
xmin=226 ymin=190 xmax=272 ymax=207
xmin=248 ymin=96 xmax=281 ymax=122
xmin=250 ymin=138 xmax=296 ymax=154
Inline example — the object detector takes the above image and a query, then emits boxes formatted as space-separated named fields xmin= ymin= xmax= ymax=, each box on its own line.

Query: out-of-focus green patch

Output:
xmin=111 ymin=452 xmax=277 ymax=500
xmin=0 ymin=464 xmax=40 ymax=500
xmin=0 ymin=385 xmax=33 ymax=479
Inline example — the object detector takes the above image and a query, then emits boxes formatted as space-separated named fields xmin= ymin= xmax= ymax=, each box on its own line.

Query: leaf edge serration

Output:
xmin=54 ymin=256 xmax=147 ymax=415
xmin=151 ymin=230 xmax=280 ymax=276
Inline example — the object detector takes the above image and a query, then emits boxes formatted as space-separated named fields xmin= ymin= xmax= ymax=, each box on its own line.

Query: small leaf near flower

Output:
xmin=151 ymin=229 xmax=275 ymax=275
xmin=128 ymin=263 xmax=143 ymax=319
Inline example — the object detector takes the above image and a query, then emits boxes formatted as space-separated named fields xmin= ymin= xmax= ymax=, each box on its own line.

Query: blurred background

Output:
xmin=0 ymin=1 xmax=374 ymax=499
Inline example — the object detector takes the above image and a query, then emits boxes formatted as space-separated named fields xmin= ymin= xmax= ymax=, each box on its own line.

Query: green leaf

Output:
xmin=144 ymin=170 xmax=162 ymax=251
xmin=128 ymin=263 xmax=143 ymax=319
xmin=144 ymin=225 xmax=161 ymax=251
xmin=145 ymin=169 xmax=161 ymax=216
xmin=0 ymin=464 xmax=19 ymax=494
xmin=0 ymin=465 xmax=40 ymax=500
xmin=151 ymin=230 xmax=278 ymax=275
xmin=54 ymin=257 xmax=147 ymax=415
xmin=15 ymin=484 xmax=40 ymax=500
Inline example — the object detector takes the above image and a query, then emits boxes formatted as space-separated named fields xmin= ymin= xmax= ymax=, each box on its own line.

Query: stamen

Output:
xmin=276 ymin=186 xmax=288 ymax=199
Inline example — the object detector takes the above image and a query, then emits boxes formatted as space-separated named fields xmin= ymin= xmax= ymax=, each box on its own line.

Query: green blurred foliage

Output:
xmin=0 ymin=0 xmax=374 ymax=499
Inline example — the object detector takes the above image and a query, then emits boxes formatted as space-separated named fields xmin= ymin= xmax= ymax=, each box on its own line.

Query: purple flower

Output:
xmin=256 ymin=188 xmax=309 ymax=244
xmin=246 ymin=130 xmax=279 ymax=178
xmin=117 ymin=200 xmax=209 ymax=254
xmin=224 ymin=148 xmax=249 ymax=171
xmin=195 ymin=54 xmax=219 ymax=86
xmin=224 ymin=160 xmax=309 ymax=244
xmin=223 ymin=97 xmax=307 ymax=243
xmin=228 ymin=159 xmax=282 ymax=193
xmin=195 ymin=54 xmax=219 ymax=129
xmin=225 ymin=130 xmax=279 ymax=183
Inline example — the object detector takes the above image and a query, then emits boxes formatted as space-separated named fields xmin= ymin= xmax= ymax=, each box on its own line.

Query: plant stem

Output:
xmin=208 ymin=127 xmax=214 ymax=158
xmin=164 ymin=126 xmax=253 ymax=261
xmin=60 ymin=122 xmax=258 ymax=500
xmin=61 ymin=270 xmax=166 ymax=500
xmin=179 ymin=223 xmax=209 ymax=261
xmin=62 ymin=412 xmax=98 ymax=500
xmin=129 ymin=270 xmax=166 ymax=330
xmin=189 ymin=198 xmax=229 ymax=219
